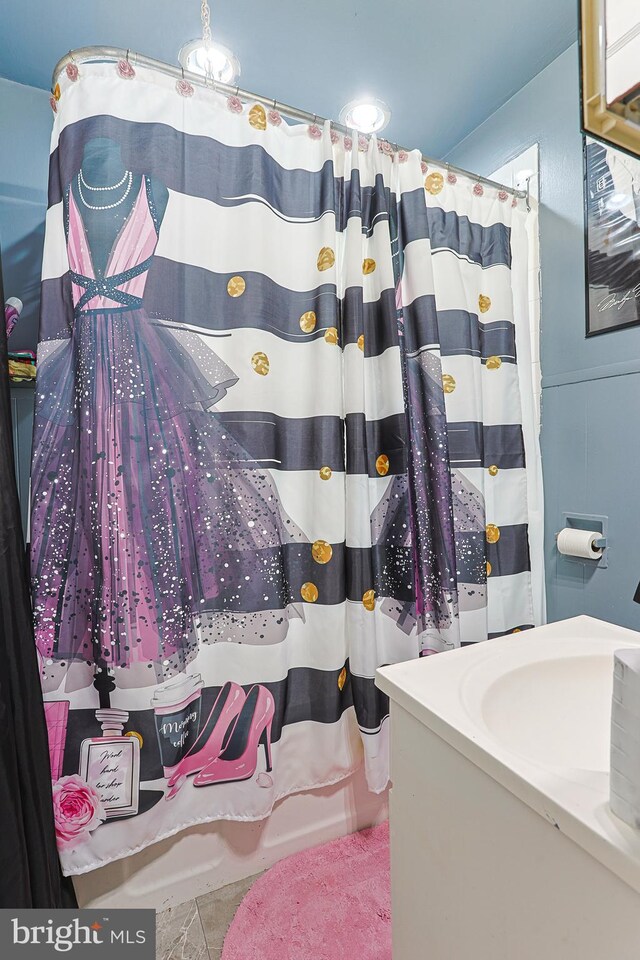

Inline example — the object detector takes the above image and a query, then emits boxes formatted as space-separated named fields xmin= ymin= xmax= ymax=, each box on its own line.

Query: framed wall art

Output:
xmin=584 ymin=135 xmax=640 ymax=335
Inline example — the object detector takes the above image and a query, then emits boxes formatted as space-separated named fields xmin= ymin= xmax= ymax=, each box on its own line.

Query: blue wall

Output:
xmin=0 ymin=76 xmax=51 ymax=352
xmin=447 ymin=44 xmax=640 ymax=631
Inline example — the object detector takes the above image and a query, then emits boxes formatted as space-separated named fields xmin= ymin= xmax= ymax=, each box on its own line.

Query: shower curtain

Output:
xmin=33 ymin=59 xmax=543 ymax=874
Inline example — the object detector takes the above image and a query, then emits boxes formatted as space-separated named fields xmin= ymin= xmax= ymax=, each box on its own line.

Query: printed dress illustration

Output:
xmin=32 ymin=139 xmax=294 ymax=849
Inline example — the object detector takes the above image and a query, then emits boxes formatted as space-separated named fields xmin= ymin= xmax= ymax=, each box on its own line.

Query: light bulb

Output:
xmin=178 ymin=40 xmax=240 ymax=84
xmin=339 ymin=98 xmax=391 ymax=135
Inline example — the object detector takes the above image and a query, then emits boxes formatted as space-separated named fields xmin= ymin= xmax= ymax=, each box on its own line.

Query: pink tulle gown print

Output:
xmin=31 ymin=168 xmax=301 ymax=684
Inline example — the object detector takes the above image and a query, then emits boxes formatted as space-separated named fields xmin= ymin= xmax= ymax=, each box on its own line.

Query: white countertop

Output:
xmin=376 ymin=615 xmax=640 ymax=895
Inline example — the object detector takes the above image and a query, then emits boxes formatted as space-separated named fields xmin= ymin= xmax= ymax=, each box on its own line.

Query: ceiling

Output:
xmin=1 ymin=0 xmax=578 ymax=158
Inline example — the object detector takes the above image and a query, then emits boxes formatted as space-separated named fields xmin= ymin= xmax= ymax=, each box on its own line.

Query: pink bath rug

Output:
xmin=221 ymin=821 xmax=391 ymax=960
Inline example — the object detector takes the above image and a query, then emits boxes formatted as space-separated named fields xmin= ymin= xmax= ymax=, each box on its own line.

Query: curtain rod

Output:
xmin=52 ymin=46 xmax=528 ymax=202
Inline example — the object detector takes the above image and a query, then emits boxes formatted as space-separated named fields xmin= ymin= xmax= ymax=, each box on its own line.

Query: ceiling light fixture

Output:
xmin=178 ymin=1 xmax=240 ymax=84
xmin=339 ymin=98 xmax=391 ymax=135
xmin=178 ymin=38 xmax=240 ymax=83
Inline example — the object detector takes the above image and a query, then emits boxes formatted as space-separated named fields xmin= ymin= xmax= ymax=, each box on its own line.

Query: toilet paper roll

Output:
xmin=556 ymin=528 xmax=603 ymax=560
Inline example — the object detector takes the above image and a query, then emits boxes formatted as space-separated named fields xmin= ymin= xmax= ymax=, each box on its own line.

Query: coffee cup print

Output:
xmin=152 ymin=674 xmax=204 ymax=776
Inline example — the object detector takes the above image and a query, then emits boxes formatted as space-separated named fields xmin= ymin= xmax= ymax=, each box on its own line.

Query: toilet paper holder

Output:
xmin=556 ymin=513 xmax=608 ymax=569
xmin=554 ymin=533 xmax=607 ymax=548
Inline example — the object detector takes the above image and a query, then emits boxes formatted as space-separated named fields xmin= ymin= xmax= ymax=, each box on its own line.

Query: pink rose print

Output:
xmin=117 ymin=59 xmax=136 ymax=80
xmin=358 ymin=134 xmax=369 ymax=153
xmin=330 ymin=129 xmax=340 ymax=144
xmin=344 ymin=135 xmax=353 ymax=151
xmin=512 ymin=196 xmax=518 ymax=208
xmin=397 ymin=150 xmax=409 ymax=163
xmin=176 ymin=79 xmax=194 ymax=98
xmin=421 ymin=160 xmax=428 ymax=175
xmin=52 ymin=775 xmax=105 ymax=850
xmin=473 ymin=182 xmax=484 ymax=197
xmin=49 ymin=96 xmax=58 ymax=114
xmin=308 ymin=123 xmax=323 ymax=140
xmin=227 ymin=95 xmax=243 ymax=114
xmin=65 ymin=63 xmax=79 ymax=82
xmin=268 ymin=109 xmax=282 ymax=126
xmin=380 ymin=140 xmax=394 ymax=156
xmin=498 ymin=189 xmax=509 ymax=202
xmin=447 ymin=171 xmax=457 ymax=185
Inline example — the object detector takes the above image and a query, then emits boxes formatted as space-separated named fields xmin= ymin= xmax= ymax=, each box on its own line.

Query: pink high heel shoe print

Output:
xmin=165 ymin=681 xmax=245 ymax=800
xmin=194 ymin=684 xmax=275 ymax=787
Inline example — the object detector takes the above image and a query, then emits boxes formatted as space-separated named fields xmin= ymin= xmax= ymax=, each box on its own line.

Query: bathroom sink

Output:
xmin=463 ymin=641 xmax=623 ymax=771
xmin=377 ymin=616 xmax=640 ymax=959
xmin=377 ymin=615 xmax=640 ymax=898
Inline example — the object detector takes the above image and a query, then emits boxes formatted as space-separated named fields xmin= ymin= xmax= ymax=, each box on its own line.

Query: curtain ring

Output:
xmin=181 ymin=66 xmax=185 ymax=80
xmin=235 ymin=85 xmax=239 ymax=97
xmin=126 ymin=49 xmax=130 ymax=62
xmin=273 ymin=97 xmax=277 ymax=109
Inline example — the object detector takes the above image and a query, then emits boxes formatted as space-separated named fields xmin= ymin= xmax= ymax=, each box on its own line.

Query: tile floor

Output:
xmin=156 ymin=874 xmax=261 ymax=960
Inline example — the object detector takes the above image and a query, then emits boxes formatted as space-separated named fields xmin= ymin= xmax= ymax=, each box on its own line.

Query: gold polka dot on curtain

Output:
xmin=442 ymin=373 xmax=456 ymax=394
xmin=488 ymin=464 xmax=499 ymax=477
xmin=248 ymin=103 xmax=267 ymax=130
xmin=478 ymin=294 xmax=491 ymax=313
xmin=317 ymin=247 xmax=335 ymax=271
xmin=362 ymin=589 xmax=376 ymax=611
xmin=312 ymin=540 xmax=333 ymax=564
xmin=485 ymin=524 xmax=500 ymax=544
xmin=319 ymin=466 xmax=333 ymax=480
xmin=486 ymin=561 xmax=492 ymax=577
xmin=486 ymin=356 xmax=502 ymax=370
xmin=301 ymin=582 xmax=319 ymax=603
xmin=299 ymin=311 xmax=317 ymax=333
xmin=251 ymin=352 xmax=270 ymax=376
xmin=425 ymin=172 xmax=444 ymax=195
xmin=362 ymin=258 xmax=376 ymax=275
xmin=324 ymin=327 xmax=338 ymax=345
xmin=375 ymin=454 xmax=389 ymax=476
xmin=357 ymin=334 xmax=365 ymax=351
xmin=227 ymin=276 xmax=246 ymax=297
xmin=513 ymin=628 xmax=522 ymax=633
xmin=337 ymin=667 xmax=348 ymax=691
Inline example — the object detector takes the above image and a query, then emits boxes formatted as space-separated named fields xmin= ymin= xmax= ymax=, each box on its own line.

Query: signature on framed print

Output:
xmin=584 ymin=135 xmax=640 ymax=336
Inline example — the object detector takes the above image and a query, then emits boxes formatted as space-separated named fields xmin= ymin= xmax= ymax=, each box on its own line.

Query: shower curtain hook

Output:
xmin=126 ymin=49 xmax=130 ymax=63
xmin=525 ymin=176 xmax=532 ymax=212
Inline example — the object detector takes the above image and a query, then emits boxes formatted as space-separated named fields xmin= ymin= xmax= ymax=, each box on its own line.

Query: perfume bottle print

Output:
xmin=79 ymin=708 xmax=140 ymax=820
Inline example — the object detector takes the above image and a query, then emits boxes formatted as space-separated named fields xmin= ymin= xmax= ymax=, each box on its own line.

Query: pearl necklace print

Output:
xmin=77 ymin=170 xmax=133 ymax=210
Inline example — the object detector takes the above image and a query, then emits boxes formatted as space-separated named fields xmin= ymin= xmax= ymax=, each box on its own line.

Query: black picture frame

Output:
xmin=583 ymin=134 xmax=640 ymax=337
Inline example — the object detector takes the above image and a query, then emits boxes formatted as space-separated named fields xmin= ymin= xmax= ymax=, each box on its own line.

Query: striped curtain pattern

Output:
xmin=32 ymin=62 xmax=543 ymax=874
